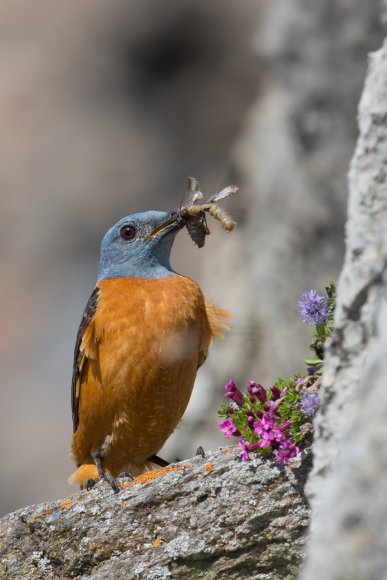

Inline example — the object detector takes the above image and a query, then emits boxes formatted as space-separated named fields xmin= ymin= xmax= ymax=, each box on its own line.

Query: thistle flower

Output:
xmin=218 ymin=419 xmax=240 ymax=438
xmin=300 ymin=394 xmax=320 ymax=418
xmin=297 ymin=289 xmax=328 ymax=325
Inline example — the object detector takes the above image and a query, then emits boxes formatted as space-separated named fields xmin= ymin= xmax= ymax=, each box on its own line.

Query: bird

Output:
xmin=69 ymin=209 xmax=230 ymax=491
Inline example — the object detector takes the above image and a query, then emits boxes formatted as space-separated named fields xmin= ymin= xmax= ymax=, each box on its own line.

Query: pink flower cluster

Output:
xmin=219 ymin=379 xmax=301 ymax=465
xmin=218 ymin=418 xmax=240 ymax=438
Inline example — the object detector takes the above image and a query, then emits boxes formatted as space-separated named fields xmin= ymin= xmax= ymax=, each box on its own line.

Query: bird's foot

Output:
xmin=118 ymin=471 xmax=134 ymax=480
xmin=92 ymin=453 xmax=121 ymax=493
xmin=196 ymin=446 xmax=206 ymax=458
xmin=91 ymin=453 xmax=120 ymax=493
xmin=86 ymin=478 xmax=96 ymax=491
xmin=104 ymin=470 xmax=120 ymax=494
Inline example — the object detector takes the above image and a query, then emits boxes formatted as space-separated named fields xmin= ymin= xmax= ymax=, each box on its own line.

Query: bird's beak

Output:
xmin=145 ymin=211 xmax=183 ymax=240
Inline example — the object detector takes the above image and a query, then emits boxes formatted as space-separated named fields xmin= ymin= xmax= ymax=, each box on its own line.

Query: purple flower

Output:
xmin=258 ymin=430 xmax=275 ymax=448
xmin=246 ymin=411 xmax=256 ymax=430
xmin=224 ymin=380 xmax=244 ymax=407
xmin=275 ymin=439 xmax=300 ymax=464
xmin=239 ymin=439 xmax=261 ymax=462
xmin=239 ymin=439 xmax=250 ymax=462
xmin=278 ymin=420 xmax=291 ymax=432
xmin=247 ymin=416 xmax=255 ymax=429
xmin=253 ymin=415 xmax=275 ymax=434
xmin=247 ymin=380 xmax=267 ymax=404
xmin=224 ymin=379 xmax=236 ymax=392
xmin=218 ymin=419 xmax=240 ymax=438
xmin=264 ymin=401 xmax=281 ymax=420
xmin=300 ymin=394 xmax=320 ymax=418
xmin=253 ymin=415 xmax=285 ymax=448
xmin=298 ymin=289 xmax=328 ymax=325
xmin=270 ymin=386 xmax=282 ymax=401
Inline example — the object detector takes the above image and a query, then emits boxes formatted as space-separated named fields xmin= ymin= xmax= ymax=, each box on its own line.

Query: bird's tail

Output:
xmin=68 ymin=464 xmax=99 ymax=488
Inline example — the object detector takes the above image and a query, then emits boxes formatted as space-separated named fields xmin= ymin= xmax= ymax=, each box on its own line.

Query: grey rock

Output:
xmin=303 ymin=39 xmax=387 ymax=579
xmin=0 ymin=0 xmax=383 ymax=520
xmin=0 ymin=447 xmax=311 ymax=579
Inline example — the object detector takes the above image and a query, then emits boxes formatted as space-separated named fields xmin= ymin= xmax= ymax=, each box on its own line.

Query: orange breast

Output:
xmin=71 ymin=275 xmax=212 ymax=474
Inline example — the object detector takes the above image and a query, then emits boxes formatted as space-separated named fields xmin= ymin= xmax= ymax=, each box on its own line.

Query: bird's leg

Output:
xmin=92 ymin=453 xmax=120 ymax=494
xmin=93 ymin=455 xmax=104 ymax=479
xmin=104 ymin=471 xmax=120 ymax=494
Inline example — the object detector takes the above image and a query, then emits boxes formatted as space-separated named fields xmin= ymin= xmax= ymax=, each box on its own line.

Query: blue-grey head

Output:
xmin=97 ymin=210 xmax=183 ymax=281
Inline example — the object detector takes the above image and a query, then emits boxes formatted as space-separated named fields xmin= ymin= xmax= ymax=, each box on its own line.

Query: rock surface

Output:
xmin=0 ymin=0 xmax=383 ymax=518
xmin=0 ymin=447 xmax=311 ymax=579
xmin=303 ymin=39 xmax=387 ymax=579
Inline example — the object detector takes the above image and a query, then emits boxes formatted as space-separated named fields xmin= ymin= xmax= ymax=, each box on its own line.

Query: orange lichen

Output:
xmin=120 ymin=465 xmax=193 ymax=489
xmin=223 ymin=448 xmax=233 ymax=453
xmin=152 ymin=539 xmax=161 ymax=549
xmin=60 ymin=498 xmax=73 ymax=510
xmin=204 ymin=462 xmax=213 ymax=474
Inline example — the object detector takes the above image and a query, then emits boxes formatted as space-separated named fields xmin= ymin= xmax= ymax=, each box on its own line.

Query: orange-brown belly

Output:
xmin=70 ymin=275 xmax=211 ymax=475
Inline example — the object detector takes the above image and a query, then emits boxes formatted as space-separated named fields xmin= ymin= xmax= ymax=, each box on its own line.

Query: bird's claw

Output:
xmin=118 ymin=471 xmax=134 ymax=480
xmin=104 ymin=471 xmax=120 ymax=494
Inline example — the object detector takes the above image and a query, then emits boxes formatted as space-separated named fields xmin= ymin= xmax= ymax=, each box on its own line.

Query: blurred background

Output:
xmin=0 ymin=0 xmax=383 ymax=516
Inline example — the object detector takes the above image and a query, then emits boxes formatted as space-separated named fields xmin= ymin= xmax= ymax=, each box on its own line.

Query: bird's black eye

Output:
xmin=120 ymin=224 xmax=137 ymax=241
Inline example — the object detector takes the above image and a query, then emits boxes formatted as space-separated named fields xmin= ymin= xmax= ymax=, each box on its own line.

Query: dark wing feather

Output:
xmin=71 ymin=287 xmax=100 ymax=432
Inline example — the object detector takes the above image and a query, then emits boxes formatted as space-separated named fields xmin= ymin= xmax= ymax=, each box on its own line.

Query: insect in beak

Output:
xmin=146 ymin=178 xmax=238 ymax=246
